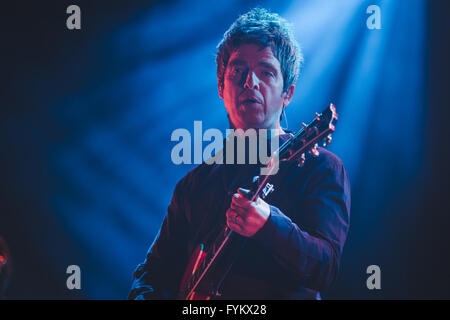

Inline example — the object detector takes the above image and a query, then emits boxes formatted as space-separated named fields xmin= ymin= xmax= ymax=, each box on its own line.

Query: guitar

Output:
xmin=178 ymin=103 xmax=338 ymax=300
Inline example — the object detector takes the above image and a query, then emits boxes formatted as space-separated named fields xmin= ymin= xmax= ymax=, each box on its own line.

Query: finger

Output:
xmin=230 ymin=199 xmax=247 ymax=212
xmin=231 ymin=193 xmax=251 ymax=208
xmin=226 ymin=208 xmax=242 ymax=223
xmin=237 ymin=187 xmax=252 ymax=199
xmin=230 ymin=205 xmax=251 ymax=222
xmin=231 ymin=198 xmax=254 ymax=216
xmin=226 ymin=214 xmax=244 ymax=232
xmin=226 ymin=208 xmax=236 ymax=220
xmin=226 ymin=208 xmax=244 ymax=223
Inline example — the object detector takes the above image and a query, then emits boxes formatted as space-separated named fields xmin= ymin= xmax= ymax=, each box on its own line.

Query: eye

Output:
xmin=232 ymin=67 xmax=243 ymax=75
xmin=262 ymin=70 xmax=274 ymax=77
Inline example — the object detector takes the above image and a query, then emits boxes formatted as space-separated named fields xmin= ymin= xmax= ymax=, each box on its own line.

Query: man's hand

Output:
xmin=226 ymin=188 xmax=271 ymax=237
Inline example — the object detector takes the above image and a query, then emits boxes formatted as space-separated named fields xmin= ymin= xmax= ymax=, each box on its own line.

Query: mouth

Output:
xmin=240 ymin=98 xmax=262 ymax=105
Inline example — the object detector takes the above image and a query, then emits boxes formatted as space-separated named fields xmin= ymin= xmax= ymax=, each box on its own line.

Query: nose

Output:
xmin=244 ymin=71 xmax=260 ymax=90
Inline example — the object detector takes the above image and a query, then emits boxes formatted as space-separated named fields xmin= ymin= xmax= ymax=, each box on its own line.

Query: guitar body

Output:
xmin=179 ymin=244 xmax=211 ymax=300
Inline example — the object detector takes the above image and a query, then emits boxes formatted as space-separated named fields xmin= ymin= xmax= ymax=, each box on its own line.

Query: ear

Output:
xmin=282 ymin=84 xmax=295 ymax=107
xmin=218 ymin=82 xmax=224 ymax=99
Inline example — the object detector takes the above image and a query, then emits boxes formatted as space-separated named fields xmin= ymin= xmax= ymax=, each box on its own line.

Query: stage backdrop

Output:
xmin=2 ymin=0 xmax=449 ymax=299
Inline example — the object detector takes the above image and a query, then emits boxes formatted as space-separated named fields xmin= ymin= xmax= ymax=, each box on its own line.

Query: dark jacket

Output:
xmin=128 ymin=134 xmax=351 ymax=300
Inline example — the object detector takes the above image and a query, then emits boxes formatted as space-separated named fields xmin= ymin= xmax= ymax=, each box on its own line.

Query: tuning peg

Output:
xmin=297 ymin=153 xmax=306 ymax=167
xmin=323 ymin=134 xmax=332 ymax=147
xmin=315 ymin=112 xmax=321 ymax=121
xmin=310 ymin=144 xmax=319 ymax=157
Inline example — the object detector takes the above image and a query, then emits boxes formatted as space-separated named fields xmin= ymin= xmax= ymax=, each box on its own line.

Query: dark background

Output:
xmin=0 ymin=0 xmax=449 ymax=299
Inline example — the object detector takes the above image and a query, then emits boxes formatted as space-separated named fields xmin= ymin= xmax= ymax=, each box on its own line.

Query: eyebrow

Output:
xmin=228 ymin=59 xmax=278 ymax=73
xmin=258 ymin=62 xmax=278 ymax=74
xmin=228 ymin=59 xmax=247 ymax=67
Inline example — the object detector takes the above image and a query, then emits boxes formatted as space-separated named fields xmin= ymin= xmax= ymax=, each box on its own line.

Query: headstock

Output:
xmin=246 ymin=104 xmax=338 ymax=201
xmin=279 ymin=103 xmax=338 ymax=165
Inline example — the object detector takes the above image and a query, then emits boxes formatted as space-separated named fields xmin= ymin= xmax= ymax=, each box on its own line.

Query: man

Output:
xmin=128 ymin=8 xmax=350 ymax=300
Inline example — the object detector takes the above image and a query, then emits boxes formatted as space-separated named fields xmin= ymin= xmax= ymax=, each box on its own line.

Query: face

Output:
xmin=219 ymin=43 xmax=295 ymax=131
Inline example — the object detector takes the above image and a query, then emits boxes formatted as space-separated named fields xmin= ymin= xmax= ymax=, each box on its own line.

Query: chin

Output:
xmin=240 ymin=122 xmax=263 ymax=131
xmin=241 ymin=116 xmax=265 ymax=129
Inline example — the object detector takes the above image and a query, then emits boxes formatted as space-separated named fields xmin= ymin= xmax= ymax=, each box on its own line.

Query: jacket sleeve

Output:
xmin=251 ymin=152 xmax=351 ymax=291
xmin=128 ymin=178 xmax=191 ymax=300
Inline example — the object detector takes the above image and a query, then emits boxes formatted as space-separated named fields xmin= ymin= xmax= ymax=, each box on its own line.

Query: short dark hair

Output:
xmin=216 ymin=8 xmax=303 ymax=95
